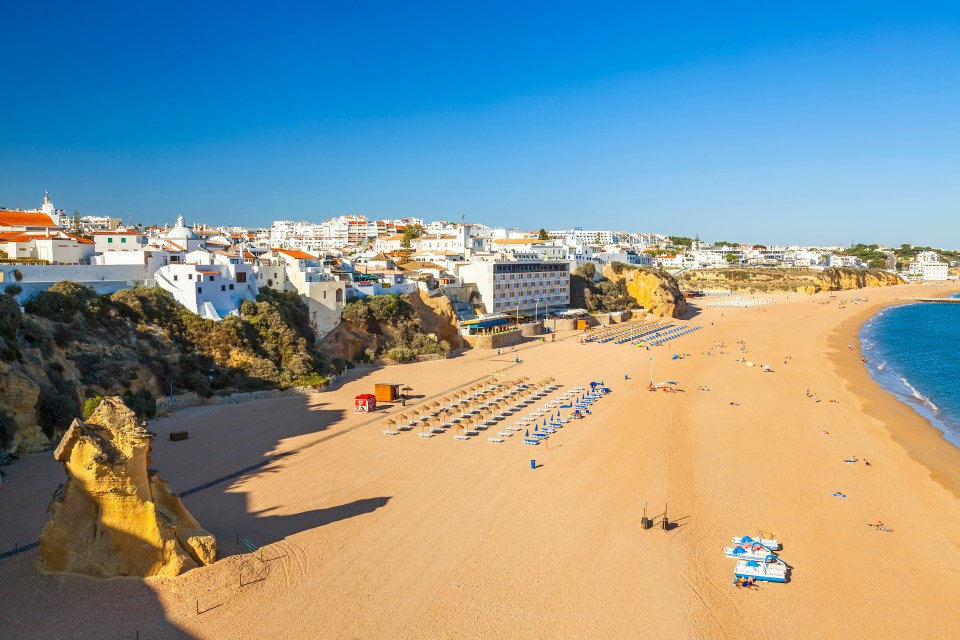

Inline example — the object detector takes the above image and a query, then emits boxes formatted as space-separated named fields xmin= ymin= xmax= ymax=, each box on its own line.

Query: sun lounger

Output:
xmin=487 ymin=437 xmax=505 ymax=443
xmin=464 ymin=430 xmax=480 ymax=436
xmin=382 ymin=430 xmax=400 ymax=435
xmin=496 ymin=431 xmax=513 ymax=437
xmin=397 ymin=425 xmax=414 ymax=431
xmin=454 ymin=435 xmax=471 ymax=440
xmin=418 ymin=432 xmax=435 ymax=438
xmin=523 ymin=439 xmax=540 ymax=445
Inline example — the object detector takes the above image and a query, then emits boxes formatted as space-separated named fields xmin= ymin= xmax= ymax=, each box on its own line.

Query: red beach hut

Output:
xmin=354 ymin=394 xmax=377 ymax=413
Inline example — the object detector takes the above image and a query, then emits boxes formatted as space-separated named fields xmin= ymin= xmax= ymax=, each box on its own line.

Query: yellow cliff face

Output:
xmin=803 ymin=267 xmax=905 ymax=294
xmin=601 ymin=265 xmax=688 ymax=318
xmin=39 ymin=397 xmax=216 ymax=578
xmin=0 ymin=367 xmax=48 ymax=453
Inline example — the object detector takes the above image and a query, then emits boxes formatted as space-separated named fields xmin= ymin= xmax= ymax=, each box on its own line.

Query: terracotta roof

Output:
xmin=274 ymin=248 xmax=316 ymax=260
xmin=401 ymin=261 xmax=443 ymax=270
xmin=91 ymin=230 xmax=143 ymax=235
xmin=0 ymin=211 xmax=57 ymax=228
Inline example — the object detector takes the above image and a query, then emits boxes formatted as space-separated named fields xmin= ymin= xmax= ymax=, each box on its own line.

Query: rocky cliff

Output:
xmin=39 ymin=397 xmax=216 ymax=577
xmin=800 ymin=268 xmax=905 ymax=294
xmin=601 ymin=265 xmax=688 ymax=318
xmin=319 ymin=291 xmax=459 ymax=364
xmin=677 ymin=267 xmax=904 ymax=294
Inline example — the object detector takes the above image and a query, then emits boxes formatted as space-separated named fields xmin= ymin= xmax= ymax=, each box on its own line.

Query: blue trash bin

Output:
xmin=530 ymin=459 xmax=536 ymax=470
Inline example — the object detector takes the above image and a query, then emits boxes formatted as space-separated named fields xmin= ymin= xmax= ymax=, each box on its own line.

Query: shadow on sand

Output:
xmin=0 ymin=392 xmax=392 ymax=640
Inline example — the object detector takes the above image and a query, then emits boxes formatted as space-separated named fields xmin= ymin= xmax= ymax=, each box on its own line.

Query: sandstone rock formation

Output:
xmin=40 ymin=397 xmax=216 ymax=577
xmin=0 ymin=366 xmax=47 ymax=453
xmin=798 ymin=268 xmax=905 ymax=295
xmin=405 ymin=289 xmax=464 ymax=349
xmin=678 ymin=267 xmax=904 ymax=295
xmin=601 ymin=265 xmax=688 ymax=318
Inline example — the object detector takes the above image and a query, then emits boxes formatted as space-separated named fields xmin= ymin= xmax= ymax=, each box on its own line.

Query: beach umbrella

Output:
xmin=386 ymin=418 xmax=396 ymax=426
xmin=526 ymin=429 xmax=530 ymax=436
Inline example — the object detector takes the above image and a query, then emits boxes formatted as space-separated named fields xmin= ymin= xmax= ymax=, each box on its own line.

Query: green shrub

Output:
xmin=0 ymin=294 xmax=21 ymax=339
xmin=82 ymin=396 xmax=104 ymax=418
xmin=4 ymin=284 xmax=22 ymax=297
xmin=123 ymin=389 xmax=156 ymax=419
xmin=0 ymin=410 xmax=16 ymax=450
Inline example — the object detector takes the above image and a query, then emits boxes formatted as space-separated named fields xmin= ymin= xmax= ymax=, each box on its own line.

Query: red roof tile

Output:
xmin=0 ymin=211 xmax=57 ymax=228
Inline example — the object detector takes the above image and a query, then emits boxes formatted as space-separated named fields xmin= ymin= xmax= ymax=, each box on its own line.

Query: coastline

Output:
xmin=831 ymin=291 xmax=960 ymax=498
xmin=5 ymin=282 xmax=960 ymax=638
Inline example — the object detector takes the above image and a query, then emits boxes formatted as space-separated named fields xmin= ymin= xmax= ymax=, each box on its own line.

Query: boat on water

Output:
xmin=734 ymin=555 xmax=789 ymax=583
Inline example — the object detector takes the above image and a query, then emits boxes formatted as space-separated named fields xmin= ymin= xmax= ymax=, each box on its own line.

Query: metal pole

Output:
xmin=649 ymin=356 xmax=654 ymax=384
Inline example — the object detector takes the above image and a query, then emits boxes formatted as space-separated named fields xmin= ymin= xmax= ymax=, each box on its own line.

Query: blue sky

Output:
xmin=2 ymin=1 xmax=958 ymax=246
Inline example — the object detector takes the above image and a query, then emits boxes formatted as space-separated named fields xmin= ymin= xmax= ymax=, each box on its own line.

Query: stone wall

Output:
xmin=463 ymin=329 xmax=523 ymax=349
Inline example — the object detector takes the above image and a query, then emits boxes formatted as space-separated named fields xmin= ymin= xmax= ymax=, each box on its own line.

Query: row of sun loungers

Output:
xmin=583 ymin=320 xmax=646 ymax=342
xmin=641 ymin=325 xmax=702 ymax=346
xmin=615 ymin=324 xmax=675 ymax=344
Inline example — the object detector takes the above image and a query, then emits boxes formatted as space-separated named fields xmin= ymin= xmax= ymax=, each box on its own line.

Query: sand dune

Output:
xmin=3 ymin=282 xmax=960 ymax=639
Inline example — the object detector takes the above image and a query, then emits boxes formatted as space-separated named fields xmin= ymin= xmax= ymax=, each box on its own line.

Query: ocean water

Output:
xmin=860 ymin=295 xmax=960 ymax=447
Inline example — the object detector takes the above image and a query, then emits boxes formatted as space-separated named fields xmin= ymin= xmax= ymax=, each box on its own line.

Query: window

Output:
xmin=237 ymin=272 xmax=247 ymax=283
xmin=208 ymin=275 xmax=214 ymax=282
xmin=229 ymin=284 xmax=234 ymax=290
xmin=221 ymin=285 xmax=225 ymax=292
xmin=107 ymin=238 xmax=113 ymax=243
xmin=188 ymin=274 xmax=193 ymax=280
xmin=121 ymin=237 xmax=127 ymax=244
xmin=173 ymin=275 xmax=178 ymax=281
xmin=198 ymin=287 xmax=203 ymax=293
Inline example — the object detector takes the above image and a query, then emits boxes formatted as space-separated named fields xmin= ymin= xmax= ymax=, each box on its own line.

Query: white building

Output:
xmin=154 ymin=259 xmax=258 ymax=321
xmin=921 ymin=262 xmax=948 ymax=281
xmin=92 ymin=230 xmax=146 ymax=253
xmin=549 ymin=229 xmax=622 ymax=245
xmin=255 ymin=248 xmax=347 ymax=337
xmin=0 ymin=230 xmax=95 ymax=264
xmin=455 ymin=260 xmax=570 ymax=316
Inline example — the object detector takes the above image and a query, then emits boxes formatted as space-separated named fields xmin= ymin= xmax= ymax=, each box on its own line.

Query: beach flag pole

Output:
xmin=649 ymin=356 xmax=654 ymax=385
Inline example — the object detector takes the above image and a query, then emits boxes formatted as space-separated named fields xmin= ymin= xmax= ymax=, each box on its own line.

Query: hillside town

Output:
xmin=0 ymin=192 xmax=955 ymax=335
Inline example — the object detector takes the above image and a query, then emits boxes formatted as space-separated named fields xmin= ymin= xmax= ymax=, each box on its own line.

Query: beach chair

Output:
xmin=454 ymin=435 xmax=471 ymax=440
xmin=418 ymin=432 xmax=435 ymax=438
xmin=523 ymin=438 xmax=540 ymax=446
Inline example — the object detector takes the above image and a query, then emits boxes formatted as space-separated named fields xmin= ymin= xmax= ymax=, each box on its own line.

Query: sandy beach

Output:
xmin=3 ymin=282 xmax=960 ymax=639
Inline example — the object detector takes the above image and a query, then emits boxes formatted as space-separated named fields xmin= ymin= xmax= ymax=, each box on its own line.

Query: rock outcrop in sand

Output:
xmin=39 ymin=397 xmax=216 ymax=577
xmin=601 ymin=265 xmax=688 ymax=318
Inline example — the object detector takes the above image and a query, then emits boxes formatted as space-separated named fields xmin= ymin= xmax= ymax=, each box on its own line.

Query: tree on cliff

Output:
xmin=401 ymin=224 xmax=425 ymax=249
